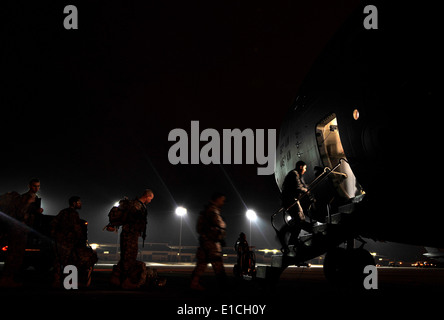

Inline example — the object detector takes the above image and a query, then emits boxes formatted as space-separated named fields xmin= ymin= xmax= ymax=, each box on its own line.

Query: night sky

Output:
xmin=0 ymin=1 xmax=428 ymax=260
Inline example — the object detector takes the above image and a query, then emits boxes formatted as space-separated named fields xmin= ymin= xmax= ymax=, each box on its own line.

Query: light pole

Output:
xmin=113 ymin=201 xmax=121 ymax=258
xmin=175 ymin=206 xmax=187 ymax=262
xmin=246 ymin=209 xmax=257 ymax=245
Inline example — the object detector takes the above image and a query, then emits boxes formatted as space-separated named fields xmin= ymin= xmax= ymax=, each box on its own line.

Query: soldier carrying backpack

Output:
xmin=51 ymin=196 xmax=98 ymax=288
xmin=0 ymin=179 xmax=43 ymax=288
xmin=104 ymin=197 xmax=131 ymax=232
xmin=107 ymin=189 xmax=154 ymax=289
xmin=190 ymin=192 xmax=227 ymax=291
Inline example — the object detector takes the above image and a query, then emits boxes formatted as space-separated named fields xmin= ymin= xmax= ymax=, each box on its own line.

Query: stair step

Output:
xmin=312 ymin=222 xmax=327 ymax=234
xmin=329 ymin=212 xmax=342 ymax=224
xmin=299 ymin=234 xmax=313 ymax=246
xmin=338 ymin=202 xmax=355 ymax=214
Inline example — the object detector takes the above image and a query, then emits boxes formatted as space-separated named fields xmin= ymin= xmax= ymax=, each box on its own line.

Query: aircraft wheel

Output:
xmin=323 ymin=247 xmax=347 ymax=285
xmin=324 ymin=247 xmax=375 ymax=288
xmin=348 ymin=248 xmax=375 ymax=288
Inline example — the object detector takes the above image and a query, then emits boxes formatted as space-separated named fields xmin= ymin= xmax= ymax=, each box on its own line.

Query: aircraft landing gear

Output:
xmin=323 ymin=243 xmax=375 ymax=288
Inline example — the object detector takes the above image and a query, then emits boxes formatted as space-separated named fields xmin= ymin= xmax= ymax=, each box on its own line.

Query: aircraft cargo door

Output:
xmin=316 ymin=113 xmax=364 ymax=200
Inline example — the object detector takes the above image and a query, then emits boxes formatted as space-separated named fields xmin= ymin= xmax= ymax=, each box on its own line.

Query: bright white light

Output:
xmin=246 ymin=209 xmax=257 ymax=221
xmin=90 ymin=243 xmax=99 ymax=250
xmin=175 ymin=206 xmax=187 ymax=217
xmin=285 ymin=214 xmax=292 ymax=223
xmin=114 ymin=201 xmax=120 ymax=207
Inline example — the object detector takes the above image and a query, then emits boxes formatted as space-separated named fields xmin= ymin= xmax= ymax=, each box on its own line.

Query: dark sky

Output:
xmin=0 ymin=1 xmax=427 ymax=260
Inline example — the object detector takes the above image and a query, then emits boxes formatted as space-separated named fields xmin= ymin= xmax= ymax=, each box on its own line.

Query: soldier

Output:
xmin=190 ymin=193 xmax=227 ymax=291
xmin=278 ymin=161 xmax=314 ymax=251
xmin=0 ymin=178 xmax=43 ymax=288
xmin=110 ymin=189 xmax=154 ymax=289
xmin=51 ymin=196 xmax=97 ymax=288
xmin=22 ymin=178 xmax=44 ymax=221
xmin=234 ymin=232 xmax=250 ymax=276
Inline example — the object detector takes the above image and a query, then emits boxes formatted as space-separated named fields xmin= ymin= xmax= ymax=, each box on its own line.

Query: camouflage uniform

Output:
xmin=51 ymin=207 xmax=97 ymax=288
xmin=191 ymin=202 xmax=227 ymax=288
xmin=281 ymin=169 xmax=308 ymax=220
xmin=278 ymin=169 xmax=309 ymax=249
xmin=234 ymin=233 xmax=250 ymax=275
xmin=111 ymin=199 xmax=148 ymax=289
xmin=0 ymin=191 xmax=40 ymax=287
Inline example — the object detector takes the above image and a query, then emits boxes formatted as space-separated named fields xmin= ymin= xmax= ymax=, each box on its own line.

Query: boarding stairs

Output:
xmin=257 ymin=159 xmax=364 ymax=280
xmin=257 ymin=197 xmax=363 ymax=281
xmin=285 ymin=196 xmax=363 ymax=263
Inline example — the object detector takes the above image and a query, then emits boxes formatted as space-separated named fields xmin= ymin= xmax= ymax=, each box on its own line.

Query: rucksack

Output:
xmin=104 ymin=197 xmax=131 ymax=232
xmin=0 ymin=191 xmax=24 ymax=220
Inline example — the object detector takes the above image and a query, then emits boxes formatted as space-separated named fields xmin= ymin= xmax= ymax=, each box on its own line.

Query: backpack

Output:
xmin=0 ymin=191 xmax=25 ymax=220
xmin=104 ymin=197 xmax=131 ymax=232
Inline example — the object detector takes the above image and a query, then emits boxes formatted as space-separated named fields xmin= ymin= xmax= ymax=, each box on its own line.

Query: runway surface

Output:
xmin=1 ymin=263 xmax=443 ymax=317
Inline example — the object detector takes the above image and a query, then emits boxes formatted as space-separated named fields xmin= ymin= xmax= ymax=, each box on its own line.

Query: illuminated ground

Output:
xmin=1 ymin=263 xmax=443 ymax=317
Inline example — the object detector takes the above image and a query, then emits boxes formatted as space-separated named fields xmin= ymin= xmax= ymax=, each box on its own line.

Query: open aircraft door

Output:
xmin=316 ymin=113 xmax=364 ymax=201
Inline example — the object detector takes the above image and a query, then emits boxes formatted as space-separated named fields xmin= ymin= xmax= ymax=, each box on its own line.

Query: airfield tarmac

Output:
xmin=1 ymin=263 xmax=443 ymax=317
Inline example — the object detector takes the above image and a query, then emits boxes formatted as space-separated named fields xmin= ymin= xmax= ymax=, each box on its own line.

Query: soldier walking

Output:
xmin=278 ymin=161 xmax=313 ymax=251
xmin=51 ymin=196 xmax=97 ymax=288
xmin=0 ymin=178 xmax=43 ymax=288
xmin=110 ymin=189 xmax=154 ymax=289
xmin=190 ymin=193 xmax=227 ymax=291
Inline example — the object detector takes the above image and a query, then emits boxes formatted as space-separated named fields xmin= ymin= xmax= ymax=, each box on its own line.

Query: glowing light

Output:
xmin=246 ymin=209 xmax=257 ymax=221
xmin=258 ymin=249 xmax=279 ymax=254
xmin=175 ymin=206 xmax=187 ymax=216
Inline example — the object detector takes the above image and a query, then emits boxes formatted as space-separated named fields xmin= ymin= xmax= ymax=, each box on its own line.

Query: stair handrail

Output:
xmin=271 ymin=158 xmax=348 ymax=231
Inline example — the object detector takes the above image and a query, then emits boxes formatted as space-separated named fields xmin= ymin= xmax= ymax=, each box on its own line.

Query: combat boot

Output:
xmin=190 ymin=276 xmax=205 ymax=291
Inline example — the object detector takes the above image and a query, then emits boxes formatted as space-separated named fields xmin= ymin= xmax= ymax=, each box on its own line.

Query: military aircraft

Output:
xmin=262 ymin=2 xmax=442 ymax=284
